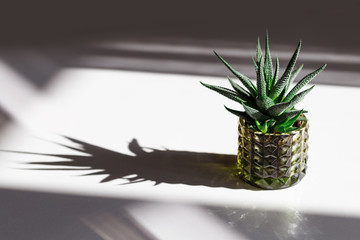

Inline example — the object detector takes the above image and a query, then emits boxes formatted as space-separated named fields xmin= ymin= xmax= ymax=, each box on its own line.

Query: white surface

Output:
xmin=127 ymin=203 xmax=249 ymax=240
xmin=0 ymin=67 xmax=360 ymax=219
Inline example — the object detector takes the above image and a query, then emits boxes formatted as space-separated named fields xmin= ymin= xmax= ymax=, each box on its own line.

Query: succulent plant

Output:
xmin=201 ymin=33 xmax=326 ymax=133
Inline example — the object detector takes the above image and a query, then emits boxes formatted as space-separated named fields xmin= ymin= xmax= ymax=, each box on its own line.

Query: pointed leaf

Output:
xmin=283 ymin=64 xmax=304 ymax=95
xmin=269 ymin=41 xmax=302 ymax=99
xmin=264 ymin=32 xmax=273 ymax=91
xmin=271 ymin=57 xmax=279 ymax=90
xmin=255 ymin=120 xmax=269 ymax=133
xmin=272 ymin=89 xmax=285 ymax=104
xmin=200 ymin=82 xmax=246 ymax=104
xmin=242 ymin=103 xmax=269 ymax=122
xmin=282 ymin=110 xmax=304 ymax=128
xmin=227 ymin=77 xmax=251 ymax=101
xmin=256 ymin=118 xmax=276 ymax=133
xmin=277 ymin=63 xmax=305 ymax=102
xmin=224 ymin=106 xmax=253 ymax=122
xmin=252 ymin=56 xmax=259 ymax=73
xmin=288 ymin=86 xmax=315 ymax=109
xmin=256 ymin=37 xmax=262 ymax=63
xmin=275 ymin=110 xmax=303 ymax=133
xmin=278 ymin=109 xmax=306 ymax=122
xmin=284 ymin=64 xmax=326 ymax=102
xmin=257 ymin=57 xmax=267 ymax=99
xmin=266 ymin=101 xmax=292 ymax=117
xmin=214 ymin=51 xmax=257 ymax=97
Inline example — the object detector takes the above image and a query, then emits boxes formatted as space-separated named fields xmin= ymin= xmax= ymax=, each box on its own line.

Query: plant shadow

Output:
xmin=7 ymin=136 xmax=259 ymax=190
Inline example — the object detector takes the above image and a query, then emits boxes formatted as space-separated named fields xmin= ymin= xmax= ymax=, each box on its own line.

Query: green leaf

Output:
xmin=224 ymin=105 xmax=253 ymax=122
xmin=200 ymin=82 xmax=246 ymax=104
xmin=283 ymin=110 xmax=303 ymax=128
xmin=256 ymin=37 xmax=262 ymax=63
xmin=264 ymin=32 xmax=273 ymax=91
xmin=273 ymin=88 xmax=286 ymax=104
xmin=271 ymin=57 xmax=279 ymax=90
xmin=277 ymin=65 xmax=303 ymax=102
xmin=275 ymin=126 xmax=286 ymax=133
xmin=242 ymin=102 xmax=270 ymax=122
xmin=276 ymin=126 xmax=300 ymax=133
xmin=288 ymin=85 xmax=315 ymax=109
xmin=214 ymin=51 xmax=257 ymax=97
xmin=255 ymin=120 xmax=269 ymax=133
xmin=284 ymin=64 xmax=326 ymax=102
xmin=255 ymin=95 xmax=274 ymax=111
xmin=275 ymin=110 xmax=303 ymax=133
xmin=269 ymin=41 xmax=302 ymax=100
xmin=283 ymin=64 xmax=304 ymax=96
xmin=227 ymin=77 xmax=252 ymax=101
xmin=278 ymin=109 xmax=306 ymax=122
xmin=252 ymin=57 xmax=259 ymax=73
xmin=256 ymin=118 xmax=276 ymax=133
xmin=257 ymin=57 xmax=267 ymax=100
xmin=287 ymin=127 xmax=301 ymax=132
xmin=266 ymin=102 xmax=292 ymax=117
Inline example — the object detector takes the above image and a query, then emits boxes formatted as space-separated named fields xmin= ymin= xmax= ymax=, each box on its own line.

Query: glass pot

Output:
xmin=237 ymin=118 xmax=309 ymax=190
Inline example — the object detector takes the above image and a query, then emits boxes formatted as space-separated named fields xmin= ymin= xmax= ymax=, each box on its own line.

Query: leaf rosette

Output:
xmin=201 ymin=33 xmax=326 ymax=133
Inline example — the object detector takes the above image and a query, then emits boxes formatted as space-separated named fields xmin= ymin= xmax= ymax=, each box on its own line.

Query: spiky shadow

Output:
xmin=4 ymin=136 xmax=258 ymax=190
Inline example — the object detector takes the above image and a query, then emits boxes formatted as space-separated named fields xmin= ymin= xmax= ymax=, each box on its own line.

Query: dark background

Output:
xmin=0 ymin=0 xmax=358 ymax=95
xmin=0 ymin=0 xmax=358 ymax=52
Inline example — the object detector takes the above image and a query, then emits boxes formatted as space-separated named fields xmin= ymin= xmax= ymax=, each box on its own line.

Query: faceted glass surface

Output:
xmin=237 ymin=118 xmax=309 ymax=190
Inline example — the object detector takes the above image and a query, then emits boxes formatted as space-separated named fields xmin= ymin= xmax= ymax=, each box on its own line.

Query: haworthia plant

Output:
xmin=201 ymin=34 xmax=326 ymax=133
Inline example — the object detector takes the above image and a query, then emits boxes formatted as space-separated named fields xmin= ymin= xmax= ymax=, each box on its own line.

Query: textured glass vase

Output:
xmin=237 ymin=118 xmax=309 ymax=190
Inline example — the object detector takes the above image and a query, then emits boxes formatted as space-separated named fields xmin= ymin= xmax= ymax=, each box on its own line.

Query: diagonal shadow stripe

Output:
xmin=3 ymin=136 xmax=258 ymax=190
